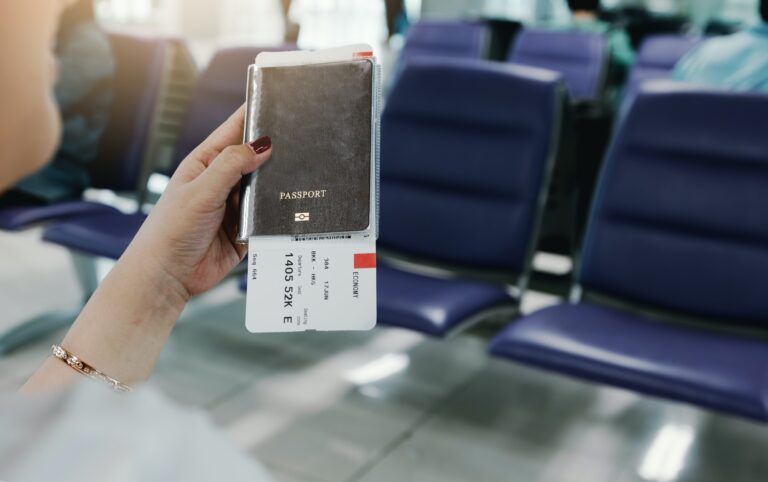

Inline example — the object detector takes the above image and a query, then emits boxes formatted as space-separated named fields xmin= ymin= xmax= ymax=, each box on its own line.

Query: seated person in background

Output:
xmin=0 ymin=0 xmax=114 ymax=207
xmin=671 ymin=0 xmax=768 ymax=92
xmin=563 ymin=0 xmax=635 ymax=83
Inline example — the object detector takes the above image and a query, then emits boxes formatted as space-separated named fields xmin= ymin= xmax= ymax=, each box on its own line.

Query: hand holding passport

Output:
xmin=240 ymin=45 xmax=380 ymax=333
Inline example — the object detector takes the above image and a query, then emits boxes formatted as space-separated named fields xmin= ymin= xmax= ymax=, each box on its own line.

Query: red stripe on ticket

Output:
xmin=353 ymin=51 xmax=374 ymax=59
xmin=354 ymin=253 xmax=376 ymax=269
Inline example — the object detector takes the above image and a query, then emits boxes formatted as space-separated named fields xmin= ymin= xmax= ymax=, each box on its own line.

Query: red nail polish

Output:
xmin=249 ymin=136 xmax=272 ymax=154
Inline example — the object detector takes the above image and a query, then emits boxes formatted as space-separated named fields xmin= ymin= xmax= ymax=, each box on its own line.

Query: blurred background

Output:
xmin=95 ymin=0 xmax=759 ymax=64
xmin=3 ymin=0 xmax=768 ymax=481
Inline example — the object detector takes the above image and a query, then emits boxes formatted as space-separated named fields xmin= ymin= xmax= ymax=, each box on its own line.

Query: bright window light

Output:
xmin=638 ymin=423 xmax=695 ymax=482
xmin=345 ymin=353 xmax=410 ymax=385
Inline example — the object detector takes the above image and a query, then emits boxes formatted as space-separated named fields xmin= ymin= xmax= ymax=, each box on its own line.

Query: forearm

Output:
xmin=20 ymin=108 xmax=270 ymax=393
xmin=22 ymin=247 xmax=189 ymax=392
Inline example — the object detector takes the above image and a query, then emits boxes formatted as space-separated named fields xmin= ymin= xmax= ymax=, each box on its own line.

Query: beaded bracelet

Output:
xmin=51 ymin=344 xmax=132 ymax=393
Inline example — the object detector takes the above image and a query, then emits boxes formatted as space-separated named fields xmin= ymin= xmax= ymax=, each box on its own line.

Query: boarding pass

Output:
xmin=245 ymin=236 xmax=377 ymax=333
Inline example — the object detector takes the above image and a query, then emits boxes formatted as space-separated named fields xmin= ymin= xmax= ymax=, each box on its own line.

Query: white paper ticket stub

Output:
xmin=245 ymin=236 xmax=377 ymax=333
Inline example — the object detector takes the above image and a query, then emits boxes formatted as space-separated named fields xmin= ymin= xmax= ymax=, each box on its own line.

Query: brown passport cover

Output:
xmin=243 ymin=60 xmax=373 ymax=236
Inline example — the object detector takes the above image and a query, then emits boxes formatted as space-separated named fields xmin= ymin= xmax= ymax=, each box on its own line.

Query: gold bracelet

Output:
xmin=51 ymin=344 xmax=132 ymax=393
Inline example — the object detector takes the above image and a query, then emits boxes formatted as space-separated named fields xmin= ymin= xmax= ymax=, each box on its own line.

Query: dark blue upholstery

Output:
xmin=508 ymin=29 xmax=607 ymax=102
xmin=491 ymin=84 xmax=768 ymax=420
xmin=380 ymin=59 xmax=563 ymax=273
xmin=626 ymin=34 xmax=701 ymax=95
xmin=399 ymin=21 xmax=488 ymax=64
xmin=378 ymin=263 xmax=515 ymax=336
xmin=90 ymin=34 xmax=167 ymax=191
xmin=378 ymin=59 xmax=564 ymax=335
xmin=0 ymin=202 xmax=118 ymax=231
xmin=42 ymin=212 xmax=147 ymax=260
xmin=0 ymin=34 xmax=166 ymax=231
xmin=489 ymin=303 xmax=768 ymax=421
xmin=581 ymin=84 xmax=768 ymax=322
xmin=171 ymin=46 xmax=293 ymax=170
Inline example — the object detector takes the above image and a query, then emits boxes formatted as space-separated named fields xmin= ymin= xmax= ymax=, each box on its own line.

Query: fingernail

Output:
xmin=249 ymin=136 xmax=272 ymax=154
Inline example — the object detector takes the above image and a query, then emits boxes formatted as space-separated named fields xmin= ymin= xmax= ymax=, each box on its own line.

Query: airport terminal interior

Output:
xmin=3 ymin=0 xmax=768 ymax=480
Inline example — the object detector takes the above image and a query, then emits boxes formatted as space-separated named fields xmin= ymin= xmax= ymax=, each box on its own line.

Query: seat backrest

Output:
xmin=89 ymin=33 xmax=167 ymax=191
xmin=399 ymin=20 xmax=488 ymax=64
xmin=170 ymin=46 xmax=294 ymax=171
xmin=380 ymin=59 xmax=564 ymax=274
xmin=508 ymin=29 xmax=607 ymax=102
xmin=626 ymin=34 xmax=701 ymax=95
xmin=579 ymin=83 xmax=768 ymax=323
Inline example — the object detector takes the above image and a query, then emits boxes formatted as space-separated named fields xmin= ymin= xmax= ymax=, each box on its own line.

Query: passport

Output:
xmin=238 ymin=57 xmax=377 ymax=239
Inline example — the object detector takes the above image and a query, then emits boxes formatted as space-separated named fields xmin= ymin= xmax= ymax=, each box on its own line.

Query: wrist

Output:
xmin=119 ymin=245 xmax=191 ymax=318
xmin=55 ymin=248 xmax=190 ymax=386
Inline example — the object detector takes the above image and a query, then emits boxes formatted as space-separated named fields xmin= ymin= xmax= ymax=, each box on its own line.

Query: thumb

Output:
xmin=193 ymin=137 xmax=272 ymax=206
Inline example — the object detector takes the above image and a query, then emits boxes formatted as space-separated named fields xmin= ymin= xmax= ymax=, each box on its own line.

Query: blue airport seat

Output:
xmin=508 ymin=29 xmax=607 ymax=103
xmin=490 ymin=303 xmax=768 ymax=420
xmin=0 ymin=202 xmax=119 ymax=231
xmin=377 ymin=59 xmax=566 ymax=336
xmin=399 ymin=20 xmax=488 ymax=64
xmin=626 ymin=34 xmax=701 ymax=95
xmin=43 ymin=211 xmax=147 ymax=260
xmin=378 ymin=263 xmax=513 ymax=337
xmin=0 ymin=33 xmax=167 ymax=230
xmin=490 ymin=83 xmax=768 ymax=421
xmin=90 ymin=33 xmax=168 ymax=191
xmin=41 ymin=46 xmax=284 ymax=261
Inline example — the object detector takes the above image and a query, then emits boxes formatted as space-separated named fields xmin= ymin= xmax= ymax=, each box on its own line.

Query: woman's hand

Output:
xmin=125 ymin=105 xmax=271 ymax=301
xmin=23 ymin=107 xmax=272 ymax=391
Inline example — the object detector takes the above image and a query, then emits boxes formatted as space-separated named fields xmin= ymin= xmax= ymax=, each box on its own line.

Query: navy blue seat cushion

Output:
xmin=508 ymin=29 xmax=606 ymax=102
xmin=380 ymin=59 xmax=562 ymax=273
xmin=400 ymin=20 xmax=488 ymax=63
xmin=490 ymin=303 xmax=768 ymax=421
xmin=42 ymin=211 xmax=147 ymax=260
xmin=0 ymin=201 xmax=119 ymax=231
xmin=377 ymin=262 xmax=516 ymax=337
xmin=90 ymin=34 xmax=167 ymax=191
xmin=580 ymin=85 xmax=768 ymax=323
xmin=627 ymin=35 xmax=701 ymax=95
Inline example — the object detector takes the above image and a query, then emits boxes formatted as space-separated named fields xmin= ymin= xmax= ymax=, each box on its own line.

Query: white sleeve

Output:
xmin=0 ymin=381 xmax=275 ymax=482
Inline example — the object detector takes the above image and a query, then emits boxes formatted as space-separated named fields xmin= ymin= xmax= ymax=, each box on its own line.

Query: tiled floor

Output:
xmin=2 ymin=231 xmax=768 ymax=482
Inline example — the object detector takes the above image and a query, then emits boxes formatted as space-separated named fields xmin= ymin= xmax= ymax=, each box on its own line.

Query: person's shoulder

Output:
xmin=696 ymin=29 xmax=763 ymax=57
xmin=675 ymin=32 xmax=749 ymax=73
xmin=62 ymin=21 xmax=112 ymax=55
xmin=59 ymin=21 xmax=115 ymax=74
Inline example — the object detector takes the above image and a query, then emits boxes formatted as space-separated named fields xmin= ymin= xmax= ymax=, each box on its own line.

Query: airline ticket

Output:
xmin=245 ymin=236 xmax=377 ymax=333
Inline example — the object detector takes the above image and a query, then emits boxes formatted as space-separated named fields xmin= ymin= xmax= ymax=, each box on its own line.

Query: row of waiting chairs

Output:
xmin=374 ymin=57 xmax=768 ymax=423
xmin=401 ymin=20 xmax=703 ymax=103
xmin=3 ymin=34 xmax=768 ymax=425
xmin=398 ymin=21 xmax=704 ymax=262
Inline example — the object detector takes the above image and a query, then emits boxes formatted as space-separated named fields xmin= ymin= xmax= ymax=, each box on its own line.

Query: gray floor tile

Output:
xmin=0 ymin=230 xmax=82 ymax=330
xmin=266 ymin=463 xmax=329 ymax=482
xmin=614 ymin=409 xmax=768 ymax=482
xmin=210 ymin=331 xmax=488 ymax=482
xmin=148 ymin=355 xmax=251 ymax=408
xmin=0 ymin=373 xmax=21 ymax=392
xmin=354 ymin=427 xmax=607 ymax=482
xmin=0 ymin=327 xmax=68 ymax=384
